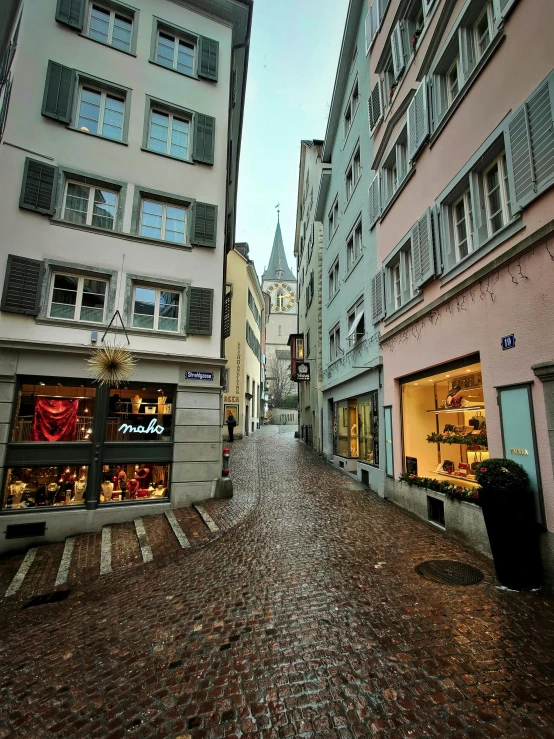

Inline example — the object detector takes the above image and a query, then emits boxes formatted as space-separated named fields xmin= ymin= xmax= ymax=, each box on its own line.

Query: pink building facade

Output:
xmin=367 ymin=0 xmax=554 ymax=588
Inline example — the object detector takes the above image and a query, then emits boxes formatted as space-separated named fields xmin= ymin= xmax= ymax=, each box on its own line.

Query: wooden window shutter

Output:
xmin=19 ymin=158 xmax=58 ymax=215
xmin=187 ymin=287 xmax=213 ymax=335
xmin=198 ymin=36 xmax=219 ymax=82
xmin=1 ymin=255 xmax=44 ymax=316
xmin=371 ymin=270 xmax=385 ymax=322
xmin=368 ymin=80 xmax=382 ymax=133
xmin=223 ymin=290 xmax=232 ymax=339
xmin=507 ymin=75 xmax=554 ymax=209
xmin=191 ymin=202 xmax=217 ymax=248
xmin=411 ymin=209 xmax=434 ymax=288
xmin=42 ymin=60 xmax=75 ymax=123
xmin=193 ymin=113 xmax=215 ymax=165
xmin=55 ymin=0 xmax=85 ymax=30
xmin=407 ymin=78 xmax=429 ymax=162
xmin=368 ymin=173 xmax=381 ymax=228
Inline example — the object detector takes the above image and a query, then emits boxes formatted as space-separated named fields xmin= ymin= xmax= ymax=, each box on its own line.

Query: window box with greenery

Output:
xmin=150 ymin=18 xmax=219 ymax=82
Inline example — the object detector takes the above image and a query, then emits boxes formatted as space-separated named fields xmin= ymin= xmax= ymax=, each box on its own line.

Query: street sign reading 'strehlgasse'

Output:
xmin=296 ymin=362 xmax=310 ymax=381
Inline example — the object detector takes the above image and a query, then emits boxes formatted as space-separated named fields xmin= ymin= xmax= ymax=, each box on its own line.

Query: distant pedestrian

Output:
xmin=226 ymin=413 xmax=237 ymax=442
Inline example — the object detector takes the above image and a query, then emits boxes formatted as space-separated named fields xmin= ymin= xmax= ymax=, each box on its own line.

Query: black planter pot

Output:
xmin=479 ymin=486 xmax=542 ymax=590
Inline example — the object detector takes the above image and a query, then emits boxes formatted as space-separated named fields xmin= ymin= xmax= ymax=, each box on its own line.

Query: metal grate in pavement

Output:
xmin=415 ymin=559 xmax=484 ymax=586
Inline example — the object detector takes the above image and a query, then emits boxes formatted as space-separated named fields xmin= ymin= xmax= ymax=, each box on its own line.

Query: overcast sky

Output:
xmin=235 ymin=0 xmax=349 ymax=279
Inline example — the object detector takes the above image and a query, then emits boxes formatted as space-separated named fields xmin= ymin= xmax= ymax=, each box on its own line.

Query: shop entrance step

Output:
xmin=1 ymin=501 xmax=221 ymax=602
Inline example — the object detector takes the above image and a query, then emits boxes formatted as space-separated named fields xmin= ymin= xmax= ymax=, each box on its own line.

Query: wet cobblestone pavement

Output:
xmin=1 ymin=426 xmax=554 ymax=738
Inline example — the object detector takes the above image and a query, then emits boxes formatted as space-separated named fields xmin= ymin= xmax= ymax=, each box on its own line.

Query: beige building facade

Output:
xmin=222 ymin=243 xmax=265 ymax=439
xmin=0 ymin=0 xmax=251 ymax=551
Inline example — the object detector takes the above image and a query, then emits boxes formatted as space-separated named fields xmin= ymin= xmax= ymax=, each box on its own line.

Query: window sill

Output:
xmin=384 ymin=291 xmax=424 ymax=325
xmin=35 ymin=316 xmax=107 ymax=330
xmin=140 ymin=146 xmax=194 ymax=166
xmin=379 ymin=167 xmax=416 ymax=222
xmin=440 ymin=216 xmax=525 ymax=286
xmin=327 ymin=226 xmax=339 ymax=250
xmin=344 ymin=252 xmax=364 ymax=282
xmin=148 ymin=58 xmax=200 ymax=82
xmin=50 ymin=219 xmax=193 ymax=251
xmin=81 ymin=33 xmax=137 ymax=57
xmin=326 ymin=291 xmax=340 ymax=309
xmin=345 ymin=175 xmax=362 ymax=210
xmin=125 ymin=327 xmax=188 ymax=340
xmin=429 ymin=31 xmax=505 ymax=148
xmin=68 ymin=126 xmax=128 ymax=146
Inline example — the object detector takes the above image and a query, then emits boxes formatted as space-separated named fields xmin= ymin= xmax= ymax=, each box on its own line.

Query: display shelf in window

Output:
xmin=426 ymin=405 xmax=485 ymax=413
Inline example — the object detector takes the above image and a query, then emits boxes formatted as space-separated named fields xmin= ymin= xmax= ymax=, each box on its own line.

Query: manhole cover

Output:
xmin=415 ymin=560 xmax=483 ymax=586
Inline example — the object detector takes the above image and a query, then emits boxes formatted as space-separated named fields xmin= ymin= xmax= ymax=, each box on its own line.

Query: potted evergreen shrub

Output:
xmin=475 ymin=459 xmax=542 ymax=590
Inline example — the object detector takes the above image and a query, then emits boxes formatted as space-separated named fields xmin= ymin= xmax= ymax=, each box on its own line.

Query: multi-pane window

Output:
xmin=148 ymin=110 xmax=190 ymax=160
xmin=474 ymin=4 xmax=493 ymax=60
xmin=329 ymin=258 xmax=340 ymax=299
xmin=384 ymin=245 xmax=415 ymax=315
xmin=447 ymin=57 xmax=460 ymax=104
xmin=344 ymin=77 xmax=359 ymax=138
xmin=392 ymin=262 xmax=401 ymax=308
xmin=49 ymin=274 xmax=107 ymax=323
xmin=382 ymin=55 xmax=395 ymax=107
xmin=346 ymin=145 xmax=361 ymax=201
xmin=88 ymin=4 xmax=133 ymax=52
xmin=140 ymin=200 xmax=186 ymax=243
xmin=132 ymin=287 xmax=180 ymax=332
xmin=328 ymin=199 xmax=339 ymax=237
xmin=77 ymin=86 xmax=125 ymax=141
xmin=63 ymin=182 xmax=117 ymax=230
xmin=381 ymin=126 xmax=408 ymax=208
xmin=483 ymin=153 xmax=511 ymax=236
xmin=329 ymin=324 xmax=341 ymax=361
xmin=452 ymin=189 xmax=474 ymax=262
xmin=347 ymin=298 xmax=365 ymax=346
xmin=346 ymin=220 xmax=363 ymax=271
xmin=156 ymin=31 xmax=195 ymax=76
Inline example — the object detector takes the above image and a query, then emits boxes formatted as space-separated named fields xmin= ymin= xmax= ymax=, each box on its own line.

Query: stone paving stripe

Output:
xmin=193 ymin=504 xmax=220 ymax=532
xmin=54 ymin=537 xmax=76 ymax=586
xmin=164 ymin=510 xmax=191 ymax=548
xmin=100 ymin=527 xmax=112 ymax=575
xmin=134 ymin=518 xmax=154 ymax=563
xmin=4 ymin=548 xmax=38 ymax=597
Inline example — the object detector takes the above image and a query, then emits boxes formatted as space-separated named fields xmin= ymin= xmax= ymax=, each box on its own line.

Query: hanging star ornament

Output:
xmin=87 ymin=344 xmax=138 ymax=386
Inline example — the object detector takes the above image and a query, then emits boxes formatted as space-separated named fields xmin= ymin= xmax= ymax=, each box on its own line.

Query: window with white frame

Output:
xmin=87 ymin=3 xmax=133 ymax=52
xmin=77 ymin=85 xmax=125 ymax=141
xmin=392 ymin=261 xmax=401 ymax=309
xmin=381 ymin=124 xmax=408 ymax=209
xmin=346 ymin=219 xmax=363 ymax=272
xmin=344 ymin=77 xmax=359 ymax=138
xmin=446 ymin=56 xmax=460 ymax=105
xmin=62 ymin=182 xmax=117 ymax=230
xmin=49 ymin=273 xmax=107 ymax=323
xmin=382 ymin=54 xmax=396 ymax=107
xmin=329 ymin=258 xmax=340 ymax=300
xmin=156 ymin=30 xmax=195 ymax=76
xmin=347 ymin=297 xmax=365 ymax=346
xmin=384 ymin=242 xmax=415 ymax=316
xmin=329 ymin=323 xmax=341 ymax=361
xmin=132 ymin=286 xmax=180 ymax=332
xmin=140 ymin=200 xmax=187 ymax=243
xmin=483 ymin=153 xmax=511 ymax=237
xmin=148 ymin=109 xmax=190 ymax=160
xmin=452 ymin=189 xmax=474 ymax=262
xmin=328 ymin=198 xmax=339 ymax=238
xmin=346 ymin=145 xmax=361 ymax=202
xmin=473 ymin=3 xmax=493 ymax=61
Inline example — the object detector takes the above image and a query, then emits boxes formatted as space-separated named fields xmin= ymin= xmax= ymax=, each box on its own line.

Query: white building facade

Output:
xmin=0 ymin=0 xmax=251 ymax=550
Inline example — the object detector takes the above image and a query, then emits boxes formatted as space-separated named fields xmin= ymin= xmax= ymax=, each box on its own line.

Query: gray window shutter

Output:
xmin=198 ymin=36 xmax=219 ymax=82
xmin=507 ymin=75 xmax=554 ymax=209
xmin=193 ymin=113 xmax=215 ymax=165
xmin=42 ymin=61 xmax=75 ymax=123
xmin=191 ymin=202 xmax=217 ymax=247
xmin=391 ymin=22 xmax=406 ymax=79
xmin=19 ymin=158 xmax=58 ymax=215
xmin=368 ymin=80 xmax=382 ymax=132
xmin=412 ymin=209 xmax=434 ymax=287
xmin=55 ymin=0 xmax=85 ymax=30
xmin=371 ymin=270 xmax=385 ymax=322
xmin=187 ymin=287 xmax=213 ymax=335
xmin=368 ymin=174 xmax=381 ymax=228
xmin=1 ymin=255 xmax=44 ymax=316
xmin=407 ymin=78 xmax=429 ymax=162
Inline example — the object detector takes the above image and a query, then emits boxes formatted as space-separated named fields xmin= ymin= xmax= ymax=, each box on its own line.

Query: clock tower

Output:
xmin=262 ymin=215 xmax=298 ymax=406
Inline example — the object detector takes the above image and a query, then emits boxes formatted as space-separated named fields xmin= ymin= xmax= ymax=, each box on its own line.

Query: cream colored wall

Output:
xmin=0 ymin=0 xmax=232 ymax=358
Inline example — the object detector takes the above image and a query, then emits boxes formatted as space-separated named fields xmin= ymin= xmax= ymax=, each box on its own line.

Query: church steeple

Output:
xmin=262 ymin=215 xmax=295 ymax=282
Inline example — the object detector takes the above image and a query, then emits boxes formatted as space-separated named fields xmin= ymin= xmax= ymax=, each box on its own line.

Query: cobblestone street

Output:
xmin=1 ymin=426 xmax=554 ymax=738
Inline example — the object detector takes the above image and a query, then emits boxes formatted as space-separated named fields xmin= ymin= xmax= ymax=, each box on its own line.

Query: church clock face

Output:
xmin=267 ymin=282 xmax=295 ymax=313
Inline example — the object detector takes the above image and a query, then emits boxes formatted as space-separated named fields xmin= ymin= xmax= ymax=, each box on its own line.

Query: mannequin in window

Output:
xmin=127 ymin=477 xmax=139 ymax=499
xmin=74 ymin=476 xmax=87 ymax=503
xmin=9 ymin=479 xmax=26 ymax=507
xmin=47 ymin=481 xmax=60 ymax=504
xmin=101 ymin=478 xmax=114 ymax=502
xmin=154 ymin=481 xmax=166 ymax=497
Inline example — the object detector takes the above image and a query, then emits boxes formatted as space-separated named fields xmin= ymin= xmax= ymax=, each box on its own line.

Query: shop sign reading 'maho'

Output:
xmin=118 ymin=418 xmax=164 ymax=435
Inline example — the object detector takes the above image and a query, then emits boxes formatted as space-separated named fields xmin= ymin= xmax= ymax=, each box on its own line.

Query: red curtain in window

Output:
xmin=29 ymin=398 xmax=79 ymax=442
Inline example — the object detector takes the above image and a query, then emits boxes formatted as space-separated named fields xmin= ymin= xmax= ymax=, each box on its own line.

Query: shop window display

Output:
xmin=2 ymin=466 xmax=89 ymax=509
xmin=11 ymin=381 xmax=96 ymax=442
xmin=100 ymin=463 xmax=170 ymax=502
xmin=335 ymin=399 xmax=359 ymax=458
xmin=358 ymin=392 xmax=379 ymax=465
xmin=401 ymin=359 xmax=488 ymax=490
xmin=106 ymin=385 xmax=173 ymax=441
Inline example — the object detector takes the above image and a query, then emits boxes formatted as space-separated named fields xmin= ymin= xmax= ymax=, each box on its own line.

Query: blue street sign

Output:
xmin=185 ymin=371 xmax=214 ymax=381
xmin=501 ymin=334 xmax=516 ymax=350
